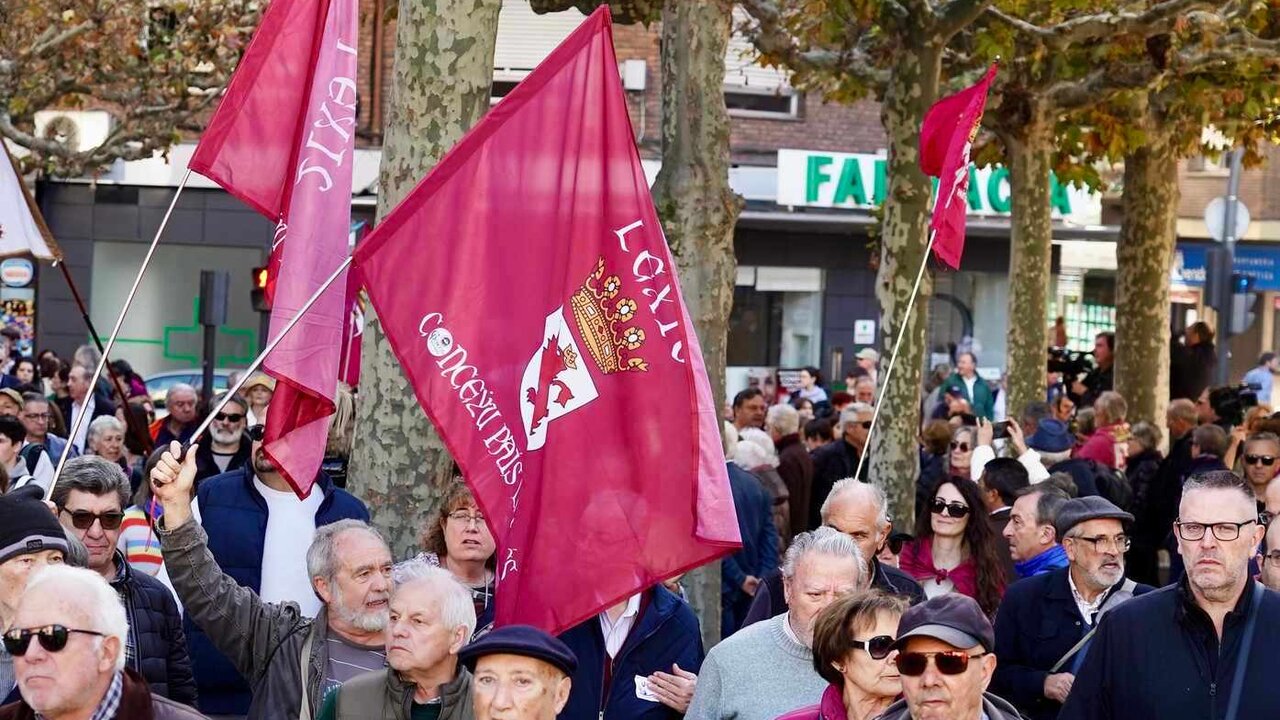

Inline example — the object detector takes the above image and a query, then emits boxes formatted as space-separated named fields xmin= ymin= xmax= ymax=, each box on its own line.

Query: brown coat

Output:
xmin=775 ymin=433 xmax=814 ymax=536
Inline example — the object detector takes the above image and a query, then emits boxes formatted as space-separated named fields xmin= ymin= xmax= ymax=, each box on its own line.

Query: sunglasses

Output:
xmin=950 ymin=442 xmax=970 ymax=452
xmin=246 ymin=424 xmax=266 ymax=442
xmin=1244 ymin=454 xmax=1276 ymax=466
xmin=851 ymin=635 xmax=896 ymax=660
xmin=859 ymin=421 xmax=873 ymax=429
xmin=2 ymin=625 xmax=106 ymax=656
xmin=895 ymin=650 xmax=987 ymax=676
xmin=59 ymin=508 xmax=124 ymax=531
xmin=930 ymin=499 xmax=971 ymax=518
xmin=214 ymin=412 xmax=245 ymax=423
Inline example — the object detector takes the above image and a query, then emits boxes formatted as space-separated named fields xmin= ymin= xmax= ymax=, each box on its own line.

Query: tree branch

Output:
xmin=937 ymin=0 xmax=991 ymax=39
xmin=20 ymin=20 xmax=97 ymax=60
xmin=986 ymin=0 xmax=1215 ymax=49
xmin=737 ymin=0 xmax=889 ymax=87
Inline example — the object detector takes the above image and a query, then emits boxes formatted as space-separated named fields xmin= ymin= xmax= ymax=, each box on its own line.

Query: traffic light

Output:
xmin=1204 ymin=247 xmax=1230 ymax=312
xmin=251 ymin=266 xmax=271 ymax=313
xmin=1228 ymin=272 xmax=1258 ymax=337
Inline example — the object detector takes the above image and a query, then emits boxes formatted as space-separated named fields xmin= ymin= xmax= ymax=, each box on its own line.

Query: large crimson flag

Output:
xmin=353 ymin=6 xmax=741 ymax=634
xmin=919 ymin=63 xmax=997 ymax=269
xmin=191 ymin=0 xmax=358 ymax=497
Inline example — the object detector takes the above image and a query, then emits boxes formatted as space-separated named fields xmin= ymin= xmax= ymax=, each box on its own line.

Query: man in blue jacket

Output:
xmin=721 ymin=461 xmax=778 ymax=637
xmin=993 ymin=496 xmax=1152 ymax=720
xmin=1060 ymin=471 xmax=1280 ymax=720
xmin=558 ymin=585 xmax=703 ymax=719
xmin=186 ymin=423 xmax=369 ymax=716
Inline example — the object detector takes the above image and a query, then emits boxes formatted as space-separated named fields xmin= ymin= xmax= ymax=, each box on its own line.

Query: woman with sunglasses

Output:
xmin=948 ymin=426 xmax=976 ymax=479
xmin=778 ymin=590 xmax=908 ymax=720
xmin=899 ymin=477 xmax=1007 ymax=616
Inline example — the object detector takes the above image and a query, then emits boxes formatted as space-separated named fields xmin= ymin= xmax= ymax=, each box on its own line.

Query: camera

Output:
xmin=1047 ymin=347 xmax=1094 ymax=380
xmin=1208 ymin=384 xmax=1259 ymax=427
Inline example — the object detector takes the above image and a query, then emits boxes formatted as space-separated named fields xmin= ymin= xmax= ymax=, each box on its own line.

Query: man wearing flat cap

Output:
xmin=459 ymin=625 xmax=577 ymax=720
xmin=992 ymin=496 xmax=1152 ymax=720
xmin=879 ymin=594 xmax=1021 ymax=719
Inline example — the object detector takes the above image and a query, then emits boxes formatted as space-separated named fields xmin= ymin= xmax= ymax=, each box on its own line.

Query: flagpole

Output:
xmin=853 ymin=231 xmax=936 ymax=483
xmin=184 ymin=255 xmax=353 ymax=447
xmin=49 ymin=169 xmax=192 ymax=494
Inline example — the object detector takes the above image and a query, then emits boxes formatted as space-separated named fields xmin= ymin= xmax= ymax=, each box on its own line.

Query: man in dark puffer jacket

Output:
xmin=50 ymin=456 xmax=197 ymax=706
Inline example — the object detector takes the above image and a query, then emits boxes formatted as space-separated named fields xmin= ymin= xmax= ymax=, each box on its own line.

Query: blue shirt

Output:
xmin=1243 ymin=365 xmax=1273 ymax=402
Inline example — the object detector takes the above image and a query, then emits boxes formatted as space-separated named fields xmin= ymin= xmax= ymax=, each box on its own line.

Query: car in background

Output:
xmin=144 ymin=368 xmax=239 ymax=417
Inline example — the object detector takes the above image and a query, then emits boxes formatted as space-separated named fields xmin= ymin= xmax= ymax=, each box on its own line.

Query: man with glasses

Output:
xmin=178 ymin=414 xmax=369 ymax=716
xmin=49 ymin=456 xmax=196 ymax=705
xmin=0 ymin=564 xmax=208 ymax=719
xmin=1061 ymin=470 xmax=1280 ymax=719
xmin=1259 ymin=516 xmax=1280 ymax=591
xmin=810 ymin=404 xmax=874 ymax=528
xmin=192 ymin=392 xmax=251 ymax=485
xmin=992 ymin=496 xmax=1151 ymax=720
xmin=20 ymin=392 xmax=73 ymax=466
xmin=879 ymin=594 xmax=1022 ymax=720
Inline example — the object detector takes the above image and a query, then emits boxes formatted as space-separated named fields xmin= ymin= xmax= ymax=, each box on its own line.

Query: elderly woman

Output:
xmin=948 ymin=425 xmax=976 ymax=479
xmin=778 ymin=590 xmax=909 ymax=720
xmin=900 ymin=476 xmax=1006 ymax=616
xmin=87 ymin=414 xmax=127 ymax=469
xmin=736 ymin=426 xmax=792 ymax=548
xmin=413 ymin=479 xmax=496 ymax=632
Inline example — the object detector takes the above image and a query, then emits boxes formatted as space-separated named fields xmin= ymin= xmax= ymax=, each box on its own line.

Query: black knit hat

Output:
xmin=0 ymin=485 xmax=69 ymax=565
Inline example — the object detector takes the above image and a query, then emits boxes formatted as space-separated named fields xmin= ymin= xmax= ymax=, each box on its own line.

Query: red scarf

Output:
xmin=899 ymin=536 xmax=979 ymax=599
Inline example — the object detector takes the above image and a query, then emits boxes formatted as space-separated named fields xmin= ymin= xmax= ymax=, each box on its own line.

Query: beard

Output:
xmin=252 ymin=446 xmax=277 ymax=474
xmin=332 ymin=584 xmax=389 ymax=632
xmin=210 ymin=425 xmax=242 ymax=445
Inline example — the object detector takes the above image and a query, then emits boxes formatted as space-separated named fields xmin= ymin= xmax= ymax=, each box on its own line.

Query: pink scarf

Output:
xmin=899 ymin=536 xmax=979 ymax=599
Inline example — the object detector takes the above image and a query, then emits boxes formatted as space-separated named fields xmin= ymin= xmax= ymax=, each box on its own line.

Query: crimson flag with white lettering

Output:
xmin=190 ymin=0 xmax=358 ymax=497
xmin=353 ymin=7 xmax=741 ymax=633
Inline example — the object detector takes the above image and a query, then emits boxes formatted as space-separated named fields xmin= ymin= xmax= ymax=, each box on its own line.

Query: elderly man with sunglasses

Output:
xmin=177 ymin=415 xmax=369 ymax=717
xmin=878 ymin=594 xmax=1022 ymax=720
xmin=0 ymin=565 xmax=207 ymax=720
xmin=49 ymin=456 xmax=197 ymax=706
xmin=191 ymin=392 xmax=252 ymax=486
xmin=1061 ymin=470 xmax=1280 ymax=720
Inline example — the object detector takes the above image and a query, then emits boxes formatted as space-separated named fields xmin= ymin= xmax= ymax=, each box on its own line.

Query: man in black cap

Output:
xmin=0 ymin=485 xmax=70 ymax=704
xmin=459 ymin=625 xmax=577 ymax=720
xmin=879 ymin=594 xmax=1021 ymax=719
xmin=992 ymin=496 xmax=1152 ymax=720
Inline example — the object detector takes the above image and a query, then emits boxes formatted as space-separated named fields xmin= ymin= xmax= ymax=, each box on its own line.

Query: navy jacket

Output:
xmin=722 ymin=463 xmax=778 ymax=636
xmin=185 ymin=465 xmax=369 ymax=715
xmin=992 ymin=567 xmax=1152 ymax=720
xmin=112 ymin=552 xmax=199 ymax=706
xmin=558 ymin=586 xmax=703 ymax=720
xmin=1059 ymin=580 xmax=1280 ymax=720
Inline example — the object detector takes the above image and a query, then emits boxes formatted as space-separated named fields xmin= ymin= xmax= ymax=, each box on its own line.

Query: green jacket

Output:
xmin=944 ymin=372 xmax=996 ymax=420
xmin=319 ymin=666 xmax=473 ymax=720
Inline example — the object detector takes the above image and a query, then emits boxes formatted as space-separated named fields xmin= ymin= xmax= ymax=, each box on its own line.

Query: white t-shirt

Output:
xmin=254 ymin=477 xmax=324 ymax=617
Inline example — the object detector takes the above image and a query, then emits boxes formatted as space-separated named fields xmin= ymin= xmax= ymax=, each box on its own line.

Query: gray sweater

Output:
xmin=686 ymin=613 xmax=826 ymax=720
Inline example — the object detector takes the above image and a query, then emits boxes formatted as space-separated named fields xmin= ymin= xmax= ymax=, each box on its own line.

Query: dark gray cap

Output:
xmin=1054 ymin=496 xmax=1134 ymax=540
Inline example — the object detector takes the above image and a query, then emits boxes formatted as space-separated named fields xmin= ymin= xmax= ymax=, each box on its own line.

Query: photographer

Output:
xmin=1070 ymin=333 xmax=1114 ymax=408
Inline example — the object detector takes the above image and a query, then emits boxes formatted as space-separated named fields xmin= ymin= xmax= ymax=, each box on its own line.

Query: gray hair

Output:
xmin=821 ymin=478 xmax=889 ymax=526
xmin=50 ymin=456 xmax=130 ymax=511
xmin=392 ymin=559 xmax=477 ymax=640
xmin=781 ymin=526 xmax=865 ymax=584
xmin=306 ymin=519 xmax=388 ymax=588
xmin=1129 ymin=422 xmax=1162 ymax=453
xmin=737 ymin=427 xmax=779 ymax=468
xmin=165 ymin=383 xmax=197 ymax=404
xmin=766 ymin=403 xmax=800 ymax=436
xmin=27 ymin=565 xmax=128 ymax=672
xmin=86 ymin=415 xmax=124 ymax=445
xmin=837 ymin=404 xmax=873 ymax=432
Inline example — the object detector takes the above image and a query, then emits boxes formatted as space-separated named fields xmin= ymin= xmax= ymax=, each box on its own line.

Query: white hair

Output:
xmin=781 ymin=526 xmax=865 ymax=584
xmin=392 ymin=559 xmax=477 ymax=640
xmin=722 ymin=421 xmax=739 ymax=457
xmin=838 ymin=403 xmax=873 ymax=432
xmin=821 ymin=478 xmax=890 ymax=526
xmin=736 ymin=427 xmax=779 ymax=468
xmin=86 ymin=415 xmax=124 ymax=444
xmin=26 ymin=565 xmax=128 ymax=672
xmin=766 ymin=403 xmax=800 ymax=436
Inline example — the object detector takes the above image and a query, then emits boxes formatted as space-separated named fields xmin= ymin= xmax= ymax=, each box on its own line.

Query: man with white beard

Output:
xmin=150 ymin=442 xmax=390 ymax=720
xmin=992 ymin=497 xmax=1152 ymax=720
xmin=192 ymin=392 xmax=253 ymax=484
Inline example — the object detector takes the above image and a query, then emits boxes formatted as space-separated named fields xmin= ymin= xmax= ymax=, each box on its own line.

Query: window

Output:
xmin=490 ymin=0 xmax=585 ymax=103
xmin=724 ymin=8 xmax=797 ymax=119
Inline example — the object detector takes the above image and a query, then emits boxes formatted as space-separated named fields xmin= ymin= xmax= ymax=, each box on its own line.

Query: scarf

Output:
xmin=1014 ymin=543 xmax=1069 ymax=578
xmin=900 ymin=536 xmax=979 ymax=598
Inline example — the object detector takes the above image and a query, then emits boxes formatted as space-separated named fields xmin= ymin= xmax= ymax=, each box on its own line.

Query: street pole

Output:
xmin=1215 ymin=148 xmax=1243 ymax=386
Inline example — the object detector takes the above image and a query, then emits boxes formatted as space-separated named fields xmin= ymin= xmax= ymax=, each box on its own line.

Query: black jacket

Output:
xmin=740 ymin=558 xmax=924 ymax=629
xmin=110 ymin=551 xmax=198 ymax=706
xmin=1170 ymin=341 xmax=1217 ymax=402
xmin=193 ymin=435 xmax=252 ymax=486
xmin=992 ymin=567 xmax=1152 ymax=720
xmin=1059 ymin=580 xmax=1280 ymax=720
xmin=809 ymin=440 xmax=865 ymax=528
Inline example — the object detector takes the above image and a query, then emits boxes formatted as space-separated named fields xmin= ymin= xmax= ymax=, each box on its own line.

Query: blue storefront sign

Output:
xmin=1173 ymin=244 xmax=1280 ymax=291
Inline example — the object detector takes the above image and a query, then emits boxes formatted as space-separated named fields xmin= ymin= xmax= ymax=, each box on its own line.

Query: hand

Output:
xmin=647 ymin=664 xmax=698 ymax=713
xmin=1006 ymin=419 xmax=1027 ymax=455
xmin=150 ymin=441 xmax=198 ymax=529
xmin=742 ymin=575 xmax=760 ymax=596
xmin=661 ymin=574 xmax=684 ymax=595
xmin=976 ymin=417 xmax=994 ymax=447
xmin=1230 ymin=425 xmax=1247 ymax=446
xmin=1044 ymin=672 xmax=1074 ymax=703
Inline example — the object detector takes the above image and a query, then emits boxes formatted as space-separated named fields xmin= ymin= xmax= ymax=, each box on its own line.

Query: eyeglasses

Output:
xmin=59 ymin=508 xmax=124 ymax=531
xmin=214 ymin=412 xmax=245 ymax=423
xmin=1174 ymin=519 xmax=1257 ymax=542
xmin=22 ymin=412 xmax=50 ymax=421
xmin=850 ymin=635 xmax=896 ymax=660
xmin=895 ymin=650 xmax=987 ymax=676
xmin=448 ymin=511 xmax=486 ymax=527
xmin=246 ymin=424 xmax=266 ymax=442
xmin=1244 ymin=454 xmax=1277 ymax=466
xmin=1070 ymin=534 xmax=1131 ymax=553
xmin=2 ymin=625 xmax=106 ymax=656
xmin=950 ymin=442 xmax=970 ymax=452
xmin=930 ymin=500 xmax=971 ymax=518
xmin=1261 ymin=550 xmax=1280 ymax=566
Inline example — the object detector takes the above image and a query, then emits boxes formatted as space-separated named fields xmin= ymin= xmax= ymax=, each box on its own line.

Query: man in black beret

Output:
xmin=459 ymin=625 xmax=577 ymax=720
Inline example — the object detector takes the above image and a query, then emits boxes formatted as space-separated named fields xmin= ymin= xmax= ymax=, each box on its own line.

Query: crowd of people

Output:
xmin=4 ymin=324 xmax=1280 ymax=720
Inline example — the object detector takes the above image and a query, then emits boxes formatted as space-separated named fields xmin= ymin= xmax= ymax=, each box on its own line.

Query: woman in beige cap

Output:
xmin=240 ymin=373 xmax=275 ymax=427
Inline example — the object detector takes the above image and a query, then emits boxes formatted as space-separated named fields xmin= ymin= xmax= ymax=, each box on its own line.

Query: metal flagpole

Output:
xmin=50 ymin=169 xmax=193 ymax=493
xmin=853 ymin=232 xmax=936 ymax=482
xmin=183 ymin=255 xmax=353 ymax=447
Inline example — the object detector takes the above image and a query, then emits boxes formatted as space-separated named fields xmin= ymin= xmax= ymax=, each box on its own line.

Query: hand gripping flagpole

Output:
xmin=50 ymin=169 xmax=193 ymax=495
xmin=852 ymin=231 xmax=936 ymax=483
